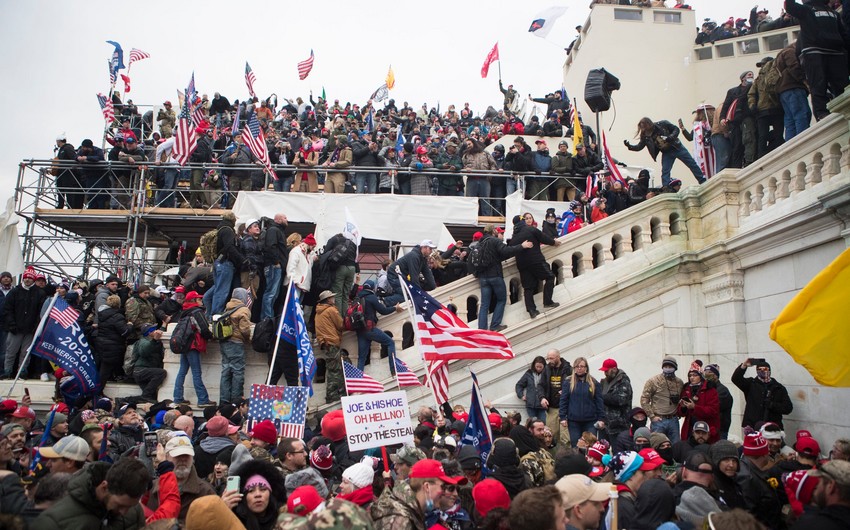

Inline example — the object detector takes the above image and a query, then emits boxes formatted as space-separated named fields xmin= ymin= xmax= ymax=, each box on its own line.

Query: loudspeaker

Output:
xmin=584 ymin=68 xmax=621 ymax=113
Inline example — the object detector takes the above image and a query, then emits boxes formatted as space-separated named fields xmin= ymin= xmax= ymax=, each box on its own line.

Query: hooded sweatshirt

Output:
xmin=225 ymin=288 xmax=252 ymax=344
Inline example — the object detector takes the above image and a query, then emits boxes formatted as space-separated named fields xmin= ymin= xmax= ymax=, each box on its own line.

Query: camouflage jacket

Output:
xmin=519 ymin=449 xmax=556 ymax=487
xmin=276 ymin=498 xmax=374 ymax=530
xmin=601 ymin=370 xmax=634 ymax=432
xmin=370 ymin=481 xmax=425 ymax=530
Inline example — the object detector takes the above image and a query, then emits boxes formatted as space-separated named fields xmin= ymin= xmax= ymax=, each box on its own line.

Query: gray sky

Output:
xmin=0 ymin=0 xmax=784 ymax=205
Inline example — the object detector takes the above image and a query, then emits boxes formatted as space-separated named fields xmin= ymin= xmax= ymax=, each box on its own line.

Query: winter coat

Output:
xmin=326 ymin=145 xmax=353 ymax=184
xmin=716 ymin=381 xmax=734 ymax=436
xmin=216 ymin=219 xmax=245 ymax=268
xmin=542 ymin=358 xmax=573 ymax=406
xmin=551 ymin=150 xmax=574 ymax=176
xmin=371 ymin=481 xmax=426 ymax=530
xmin=181 ymin=303 xmax=212 ymax=354
xmin=95 ymin=306 xmax=132 ymax=363
xmin=261 ymin=221 xmax=288 ymax=267
xmin=132 ymin=335 xmax=164 ymax=370
xmin=774 ymin=44 xmax=809 ymax=94
xmin=738 ymin=456 xmax=785 ymax=530
xmin=30 ymin=462 xmax=145 ymax=530
xmin=559 ymin=375 xmax=606 ymax=423
xmin=572 ymin=150 xmax=604 ymax=176
xmin=461 ymin=150 xmax=497 ymax=172
xmin=147 ymin=463 xmax=216 ymax=523
xmin=285 ymin=244 xmax=313 ymax=292
xmin=516 ymin=369 xmax=547 ymax=410
xmin=241 ymin=234 xmax=263 ymax=273
xmin=125 ymin=295 xmax=155 ymax=339
xmin=605 ymin=189 xmax=631 ymax=215
xmin=721 ymin=84 xmax=753 ymax=125
xmin=358 ymin=287 xmax=396 ymax=330
xmin=747 ymin=61 xmax=783 ymax=116
xmin=601 ymin=370 xmax=634 ymax=433
xmin=677 ymin=380 xmax=721 ymax=443
xmin=790 ymin=505 xmax=850 ymax=530
xmin=224 ymin=298 xmax=251 ymax=344
xmin=476 ymin=234 xmax=526 ymax=279
xmin=510 ymin=221 xmax=557 ymax=268
xmin=315 ymin=302 xmax=344 ymax=347
xmin=389 ymin=246 xmax=436 ymax=291
xmin=732 ymin=365 xmax=793 ymax=428
xmin=640 ymin=373 xmax=685 ymax=418
xmin=625 ymin=120 xmax=682 ymax=161
xmin=0 ymin=472 xmax=27 ymax=515
xmin=784 ymin=0 xmax=849 ymax=56
xmin=2 ymin=284 xmax=46 ymax=334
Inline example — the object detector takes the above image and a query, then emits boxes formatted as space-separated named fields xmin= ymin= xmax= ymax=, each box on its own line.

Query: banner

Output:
xmin=32 ymin=296 xmax=99 ymax=394
xmin=280 ymin=283 xmax=317 ymax=395
xmin=341 ymin=391 xmax=414 ymax=451
xmin=247 ymin=384 xmax=309 ymax=438
xmin=460 ymin=371 xmax=494 ymax=468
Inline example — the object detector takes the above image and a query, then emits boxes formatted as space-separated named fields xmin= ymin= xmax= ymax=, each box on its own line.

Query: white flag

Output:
xmin=528 ymin=6 xmax=569 ymax=39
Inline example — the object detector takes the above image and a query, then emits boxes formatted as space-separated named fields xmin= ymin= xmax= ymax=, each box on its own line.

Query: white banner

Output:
xmin=341 ymin=391 xmax=414 ymax=451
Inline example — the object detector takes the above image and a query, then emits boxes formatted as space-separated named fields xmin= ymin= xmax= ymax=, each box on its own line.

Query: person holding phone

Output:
xmin=676 ymin=361 xmax=720 ymax=444
xmin=732 ymin=357 xmax=793 ymax=430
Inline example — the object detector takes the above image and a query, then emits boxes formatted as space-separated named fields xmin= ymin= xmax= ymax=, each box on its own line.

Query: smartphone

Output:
xmin=750 ymin=358 xmax=766 ymax=365
xmin=143 ymin=432 xmax=159 ymax=457
xmin=226 ymin=476 xmax=241 ymax=493
xmin=24 ymin=388 xmax=30 ymax=397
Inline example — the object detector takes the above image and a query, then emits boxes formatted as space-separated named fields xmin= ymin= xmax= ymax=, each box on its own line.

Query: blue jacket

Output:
xmin=559 ymin=376 xmax=606 ymax=423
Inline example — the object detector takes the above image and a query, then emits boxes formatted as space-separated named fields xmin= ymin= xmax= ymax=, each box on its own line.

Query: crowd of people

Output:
xmin=1 ymin=348 xmax=848 ymax=530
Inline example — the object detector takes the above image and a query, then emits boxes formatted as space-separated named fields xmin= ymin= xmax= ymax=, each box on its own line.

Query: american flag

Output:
xmin=248 ymin=384 xmax=308 ymax=439
xmin=567 ymin=100 xmax=577 ymax=129
xmin=97 ymin=93 xmax=114 ymax=124
xmin=242 ymin=111 xmax=272 ymax=173
xmin=586 ymin=171 xmax=601 ymax=198
xmin=128 ymin=48 xmax=150 ymax=64
xmin=245 ymin=62 xmax=257 ymax=98
xmin=600 ymin=130 xmax=626 ymax=188
xmin=231 ymin=105 xmax=242 ymax=135
xmin=394 ymin=357 xmax=422 ymax=388
xmin=297 ymin=50 xmax=315 ymax=81
xmin=343 ymin=361 xmax=384 ymax=394
xmin=186 ymin=72 xmax=197 ymax=103
xmin=172 ymin=95 xmax=197 ymax=166
xmin=191 ymin=96 xmax=206 ymax=127
xmin=49 ymin=302 xmax=80 ymax=329
xmin=108 ymin=60 xmax=116 ymax=85
xmin=405 ymin=281 xmax=514 ymax=362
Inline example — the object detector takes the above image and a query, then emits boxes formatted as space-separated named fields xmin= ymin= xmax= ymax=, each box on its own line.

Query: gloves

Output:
xmin=156 ymin=460 xmax=175 ymax=477
xmin=415 ymin=162 xmax=423 ymax=171
xmin=623 ymin=140 xmax=629 ymax=147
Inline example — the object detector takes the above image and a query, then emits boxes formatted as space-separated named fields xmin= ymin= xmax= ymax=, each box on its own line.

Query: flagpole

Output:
xmin=5 ymin=293 xmax=60 ymax=399
xmin=266 ymin=281 xmax=295 ymax=385
xmin=396 ymin=272 xmax=443 ymax=411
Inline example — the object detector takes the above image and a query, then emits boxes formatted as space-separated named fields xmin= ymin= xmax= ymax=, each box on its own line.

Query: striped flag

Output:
xmin=600 ymin=130 xmax=626 ymax=188
xmin=186 ymin=72 xmax=197 ymax=103
xmin=231 ymin=105 xmax=242 ymax=135
xmin=343 ymin=361 xmax=384 ymax=394
xmin=49 ymin=304 xmax=80 ymax=329
xmin=691 ymin=111 xmax=716 ymax=179
xmin=248 ymin=384 xmax=308 ymax=439
xmin=394 ymin=357 xmax=422 ymax=387
xmin=404 ymin=280 xmax=514 ymax=362
xmin=242 ymin=111 xmax=272 ymax=174
xmin=128 ymin=48 xmax=150 ymax=64
xmin=586 ymin=171 xmax=601 ymax=198
xmin=97 ymin=93 xmax=114 ymax=124
xmin=428 ymin=360 xmax=450 ymax=405
xmin=172 ymin=94 xmax=197 ymax=166
xmin=245 ymin=62 xmax=257 ymax=98
xmin=108 ymin=60 xmax=116 ymax=85
xmin=297 ymin=50 xmax=315 ymax=80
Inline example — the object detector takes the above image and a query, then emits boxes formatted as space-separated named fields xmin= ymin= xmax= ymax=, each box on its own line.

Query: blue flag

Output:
xmin=395 ymin=126 xmax=405 ymax=155
xmin=31 ymin=408 xmax=56 ymax=472
xmin=33 ymin=296 xmax=99 ymax=394
xmin=106 ymin=40 xmax=125 ymax=78
xmin=279 ymin=283 xmax=317 ymax=395
xmin=460 ymin=371 xmax=493 ymax=469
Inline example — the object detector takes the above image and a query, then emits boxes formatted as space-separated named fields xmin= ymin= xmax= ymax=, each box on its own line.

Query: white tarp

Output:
xmin=231 ymin=192 xmax=479 ymax=248
xmin=0 ymin=197 xmax=24 ymax=275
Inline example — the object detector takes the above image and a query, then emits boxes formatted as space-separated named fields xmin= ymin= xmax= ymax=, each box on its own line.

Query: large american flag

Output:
xmin=343 ymin=361 xmax=384 ymax=394
xmin=600 ymin=130 xmax=626 ymax=188
xmin=172 ymin=96 xmax=197 ymax=166
xmin=97 ymin=93 xmax=114 ymax=124
xmin=128 ymin=48 xmax=150 ymax=64
xmin=242 ymin=111 xmax=272 ymax=174
xmin=394 ymin=357 xmax=422 ymax=388
xmin=49 ymin=302 xmax=80 ymax=329
xmin=297 ymin=50 xmax=315 ymax=81
xmin=245 ymin=62 xmax=257 ymax=98
xmin=405 ymin=281 xmax=514 ymax=362
xmin=248 ymin=384 xmax=308 ymax=439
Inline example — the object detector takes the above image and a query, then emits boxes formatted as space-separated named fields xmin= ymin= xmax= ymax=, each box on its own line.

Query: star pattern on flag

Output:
xmin=248 ymin=384 xmax=308 ymax=439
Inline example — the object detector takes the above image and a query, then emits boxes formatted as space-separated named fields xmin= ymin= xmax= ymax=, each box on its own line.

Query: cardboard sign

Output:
xmin=341 ymin=391 xmax=414 ymax=451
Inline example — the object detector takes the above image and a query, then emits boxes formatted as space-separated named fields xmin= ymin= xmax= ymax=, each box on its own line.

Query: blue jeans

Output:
xmin=651 ymin=417 xmax=681 ymax=445
xmin=274 ymin=176 xmax=294 ymax=192
xmin=382 ymin=274 xmax=404 ymax=307
xmin=466 ymin=178 xmax=492 ymax=216
xmin=356 ymin=328 xmax=396 ymax=371
xmin=661 ymin=144 xmax=705 ymax=186
xmin=210 ymin=260 xmax=235 ymax=317
xmin=713 ymin=134 xmax=731 ymax=173
xmin=567 ymin=419 xmax=597 ymax=447
xmin=478 ymin=276 xmax=507 ymax=330
xmin=262 ymin=265 xmax=283 ymax=320
xmin=356 ymin=173 xmax=377 ymax=194
xmin=780 ymin=88 xmax=812 ymax=141
xmin=219 ymin=341 xmax=246 ymax=404
xmin=156 ymin=168 xmax=179 ymax=207
xmin=526 ymin=407 xmax=548 ymax=423
xmin=173 ymin=350 xmax=210 ymax=404
xmin=506 ymin=175 xmax=522 ymax=197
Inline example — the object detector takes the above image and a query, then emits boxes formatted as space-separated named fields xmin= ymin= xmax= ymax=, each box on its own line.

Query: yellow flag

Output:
xmin=769 ymin=246 xmax=850 ymax=387
xmin=572 ymin=107 xmax=583 ymax=155
xmin=386 ymin=66 xmax=395 ymax=90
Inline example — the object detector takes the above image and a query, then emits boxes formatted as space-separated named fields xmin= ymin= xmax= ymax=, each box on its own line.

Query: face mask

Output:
xmin=635 ymin=441 xmax=650 ymax=451
xmin=757 ymin=370 xmax=770 ymax=381
xmin=662 ymin=367 xmax=676 ymax=377
xmin=424 ymin=493 xmax=435 ymax=514
xmin=745 ymin=78 xmax=754 ymax=85
xmin=657 ymin=447 xmax=674 ymax=463
xmin=631 ymin=417 xmax=647 ymax=431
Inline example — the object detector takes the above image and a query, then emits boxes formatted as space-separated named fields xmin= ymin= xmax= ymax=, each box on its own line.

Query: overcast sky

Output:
xmin=0 ymin=0 xmax=785 ymax=207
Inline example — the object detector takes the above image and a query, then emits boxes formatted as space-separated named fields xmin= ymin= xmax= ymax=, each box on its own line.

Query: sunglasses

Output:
xmin=443 ymin=484 xmax=458 ymax=493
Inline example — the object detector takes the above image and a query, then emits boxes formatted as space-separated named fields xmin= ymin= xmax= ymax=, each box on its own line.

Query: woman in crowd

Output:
xmin=515 ymin=356 xmax=547 ymax=422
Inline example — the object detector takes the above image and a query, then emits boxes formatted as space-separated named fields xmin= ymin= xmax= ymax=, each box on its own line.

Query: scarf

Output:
xmin=337 ymin=485 xmax=374 ymax=507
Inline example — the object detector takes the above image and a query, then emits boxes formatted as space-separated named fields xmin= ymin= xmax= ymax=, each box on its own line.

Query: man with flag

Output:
xmin=460 ymin=371 xmax=494 ymax=471
xmin=273 ymin=281 xmax=316 ymax=394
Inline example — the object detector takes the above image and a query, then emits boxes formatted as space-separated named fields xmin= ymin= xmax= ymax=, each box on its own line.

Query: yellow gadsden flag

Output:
xmin=769 ymin=246 xmax=850 ymax=387
xmin=386 ymin=65 xmax=395 ymax=90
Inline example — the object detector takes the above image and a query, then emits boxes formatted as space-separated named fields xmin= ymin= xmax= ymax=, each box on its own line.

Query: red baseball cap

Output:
xmin=638 ymin=448 xmax=665 ymax=470
xmin=409 ymin=459 xmax=468 ymax=485
xmin=0 ymin=399 xmax=17 ymax=415
xmin=600 ymin=359 xmax=618 ymax=371
xmin=11 ymin=406 xmax=35 ymax=420
xmin=488 ymin=412 xmax=502 ymax=430
xmin=794 ymin=437 xmax=821 ymax=458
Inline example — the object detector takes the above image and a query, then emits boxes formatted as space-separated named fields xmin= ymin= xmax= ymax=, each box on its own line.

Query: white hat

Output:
xmin=245 ymin=218 xmax=259 ymax=228
xmin=556 ymin=474 xmax=610 ymax=509
xmin=342 ymin=462 xmax=375 ymax=489
xmin=420 ymin=239 xmax=436 ymax=248
xmin=56 ymin=133 xmax=67 ymax=142
xmin=165 ymin=435 xmax=195 ymax=457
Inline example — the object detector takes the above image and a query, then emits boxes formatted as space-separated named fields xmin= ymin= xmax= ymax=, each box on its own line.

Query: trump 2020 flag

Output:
xmin=460 ymin=371 xmax=493 ymax=469
xmin=770 ymin=247 xmax=850 ymax=387
xmin=528 ymin=6 xmax=568 ymax=39
xmin=248 ymin=384 xmax=308 ymax=439
xmin=33 ymin=296 xmax=99 ymax=394
xmin=405 ymin=280 xmax=514 ymax=361
xmin=106 ymin=40 xmax=125 ymax=79
xmin=279 ymin=282 xmax=317 ymax=395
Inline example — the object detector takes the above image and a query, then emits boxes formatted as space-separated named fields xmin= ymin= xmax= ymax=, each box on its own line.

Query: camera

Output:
xmin=669 ymin=396 xmax=680 ymax=406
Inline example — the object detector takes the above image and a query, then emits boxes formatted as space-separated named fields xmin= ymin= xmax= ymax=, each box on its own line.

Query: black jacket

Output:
xmin=790 ymin=504 xmax=850 ymax=530
xmin=326 ymin=233 xmax=357 ymax=268
xmin=95 ymin=307 xmax=131 ymax=362
xmin=716 ymin=381 xmax=734 ymax=435
xmin=542 ymin=358 xmax=573 ymax=406
xmin=572 ymin=150 xmax=604 ymax=177
xmin=605 ymin=189 xmax=631 ymax=215
xmin=785 ymin=0 xmax=850 ymax=55
xmin=262 ymin=222 xmax=288 ymax=267
xmin=389 ymin=246 xmax=436 ymax=291
xmin=731 ymin=365 xmax=794 ymax=428
xmin=2 ymin=285 xmax=46 ymax=334
xmin=216 ymin=220 xmax=245 ymax=267
xmin=721 ymin=85 xmax=753 ymax=125
xmin=510 ymin=222 xmax=557 ymax=268
xmin=190 ymin=136 xmax=213 ymax=164
xmin=357 ymin=286 xmax=396 ymax=328
xmin=625 ymin=120 xmax=682 ymax=161
xmin=477 ymin=234 xmax=526 ymax=279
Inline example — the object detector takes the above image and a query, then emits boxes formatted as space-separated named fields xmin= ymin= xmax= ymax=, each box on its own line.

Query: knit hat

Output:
xmin=287 ymin=485 xmax=325 ymax=516
xmin=207 ymin=416 xmax=237 ymax=437
xmin=472 ymin=479 xmax=511 ymax=518
xmin=587 ymin=440 xmax=610 ymax=461
xmin=22 ymin=267 xmax=37 ymax=280
xmin=743 ymin=432 xmax=769 ymax=457
xmin=310 ymin=444 xmax=334 ymax=471
xmin=602 ymin=451 xmax=644 ymax=482
xmin=760 ymin=422 xmax=785 ymax=441
xmin=661 ymin=356 xmax=678 ymax=370
xmin=710 ymin=440 xmax=740 ymax=468
xmin=321 ymin=409 xmax=346 ymax=442
xmin=688 ymin=361 xmax=703 ymax=377
xmin=154 ymin=410 xmax=167 ymax=426
xmin=703 ymin=364 xmax=720 ymax=378
xmin=457 ymin=445 xmax=482 ymax=471
xmin=676 ymin=484 xmax=718 ymax=526
xmin=649 ymin=432 xmax=670 ymax=450
xmin=285 ymin=468 xmax=330 ymax=498
xmin=486 ymin=438 xmax=519 ymax=468
xmin=250 ymin=419 xmax=278 ymax=446
xmin=784 ymin=469 xmax=820 ymax=517
xmin=244 ymin=474 xmax=272 ymax=492
xmin=633 ymin=427 xmax=652 ymax=443
xmin=302 ymin=234 xmax=317 ymax=246
xmin=342 ymin=462 xmax=374 ymax=489
xmin=555 ymin=454 xmax=593 ymax=478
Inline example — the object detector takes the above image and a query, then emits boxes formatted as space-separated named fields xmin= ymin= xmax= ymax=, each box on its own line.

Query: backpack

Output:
xmin=211 ymin=307 xmax=239 ymax=341
xmin=252 ymin=317 xmax=276 ymax=353
xmin=327 ymin=238 xmax=356 ymax=268
xmin=199 ymin=229 xmax=218 ymax=263
xmin=344 ymin=297 xmax=366 ymax=331
xmin=169 ymin=312 xmax=198 ymax=354
xmin=468 ymin=239 xmax=493 ymax=275
xmin=761 ymin=61 xmax=781 ymax=99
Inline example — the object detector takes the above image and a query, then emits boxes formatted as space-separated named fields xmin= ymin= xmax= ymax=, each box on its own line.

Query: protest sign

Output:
xmin=341 ymin=391 xmax=414 ymax=451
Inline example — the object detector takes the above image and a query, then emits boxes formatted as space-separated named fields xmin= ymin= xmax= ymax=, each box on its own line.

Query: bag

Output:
xmin=199 ymin=229 xmax=218 ymax=263
xmin=760 ymin=62 xmax=781 ymax=99
xmin=169 ymin=312 xmax=197 ymax=354
xmin=211 ymin=307 xmax=239 ymax=341
xmin=252 ymin=317 xmax=276 ymax=353
xmin=123 ymin=341 xmax=141 ymax=375
xmin=468 ymin=239 xmax=493 ymax=275
xmin=344 ymin=298 xmax=366 ymax=331
xmin=327 ymin=238 xmax=355 ymax=267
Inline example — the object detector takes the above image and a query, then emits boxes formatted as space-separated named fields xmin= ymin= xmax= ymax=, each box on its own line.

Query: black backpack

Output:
xmin=252 ymin=317 xmax=276 ymax=353
xmin=344 ymin=297 xmax=367 ymax=331
xmin=170 ymin=312 xmax=198 ymax=354
xmin=468 ymin=239 xmax=493 ymax=275
xmin=327 ymin=238 xmax=355 ymax=268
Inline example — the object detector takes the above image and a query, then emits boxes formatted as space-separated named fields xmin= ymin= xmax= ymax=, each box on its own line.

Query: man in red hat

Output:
xmin=600 ymin=358 xmax=633 ymax=444
xmin=739 ymin=432 xmax=784 ymax=529
xmin=285 ymin=232 xmax=317 ymax=321
xmin=2 ymin=267 xmax=46 ymax=380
